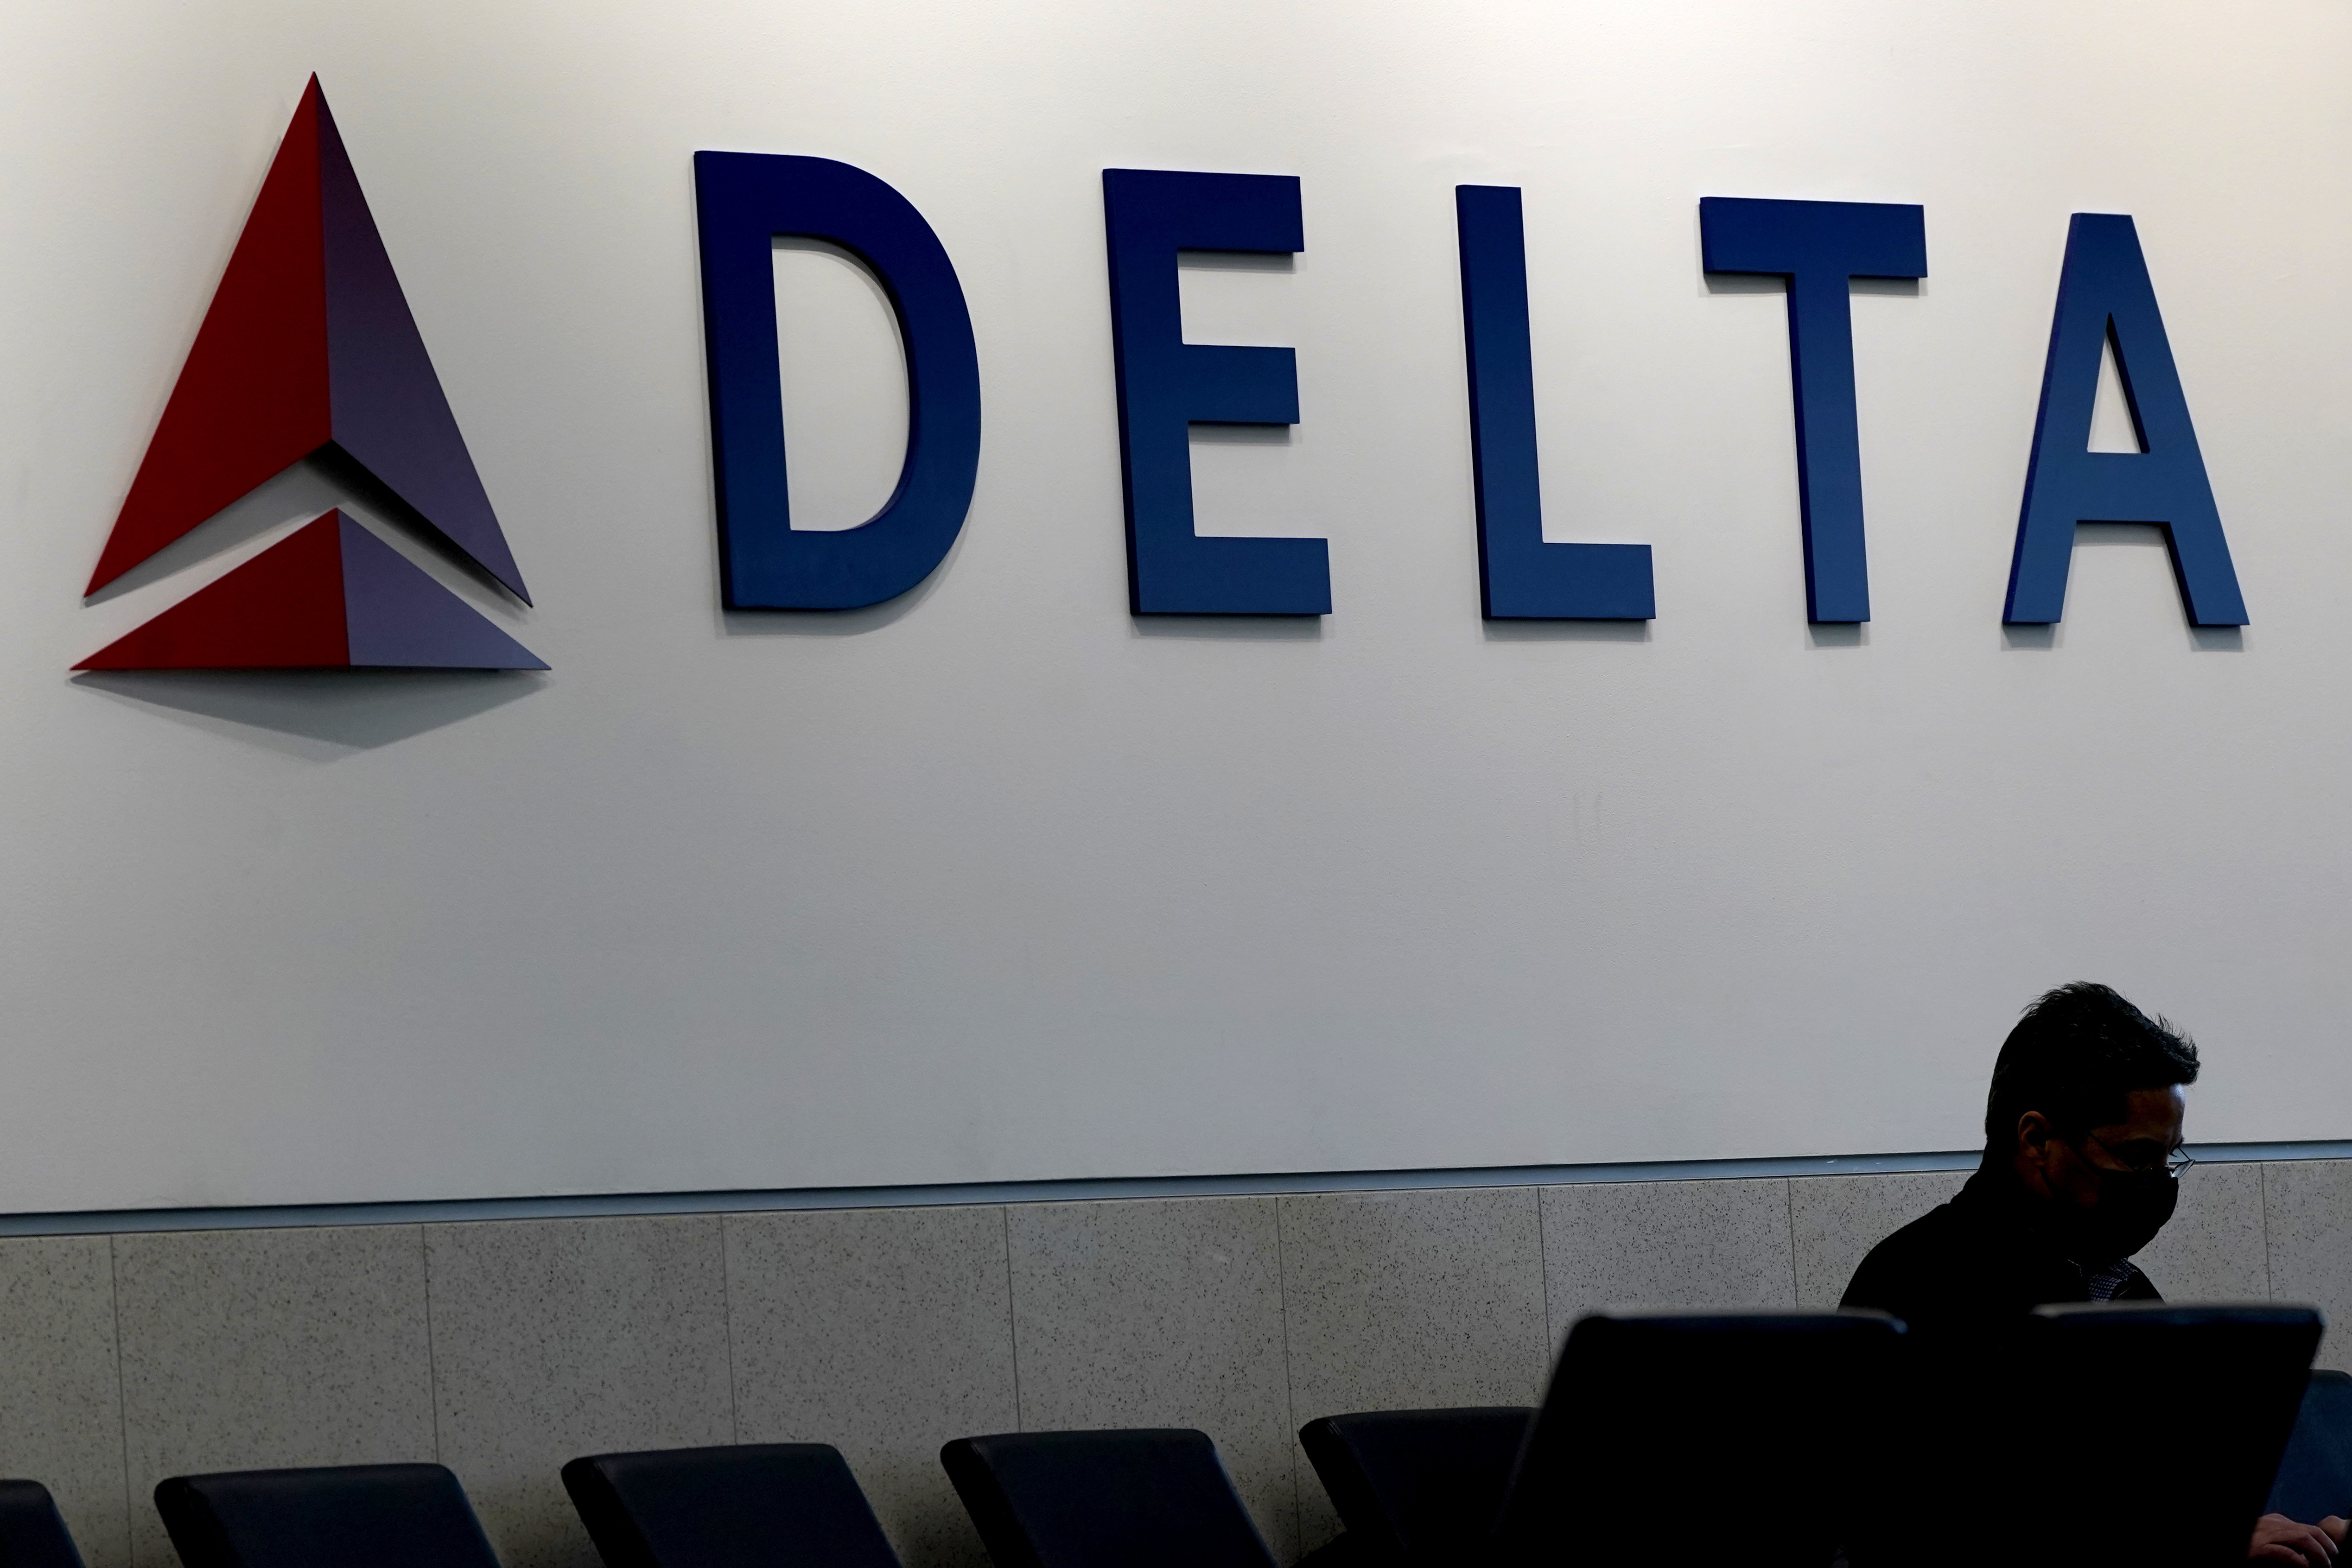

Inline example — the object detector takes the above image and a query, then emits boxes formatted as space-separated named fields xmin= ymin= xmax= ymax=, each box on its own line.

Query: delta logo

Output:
xmin=77 ymin=79 xmax=544 ymax=673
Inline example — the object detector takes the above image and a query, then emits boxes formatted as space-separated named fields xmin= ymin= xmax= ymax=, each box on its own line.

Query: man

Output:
xmin=1843 ymin=982 xmax=2345 ymax=1565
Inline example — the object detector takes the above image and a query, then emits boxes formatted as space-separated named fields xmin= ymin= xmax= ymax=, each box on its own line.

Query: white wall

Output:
xmin=2 ymin=0 xmax=2348 ymax=1212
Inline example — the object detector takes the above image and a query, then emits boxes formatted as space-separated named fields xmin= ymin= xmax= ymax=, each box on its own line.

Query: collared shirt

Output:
xmin=2081 ymin=1257 xmax=2140 ymax=1301
xmin=1838 ymin=1164 xmax=2160 ymax=1333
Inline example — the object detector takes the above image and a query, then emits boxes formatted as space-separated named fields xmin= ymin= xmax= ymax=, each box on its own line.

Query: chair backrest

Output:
xmin=2009 ymin=1304 xmax=2321 ymax=1568
xmin=940 ymin=1430 xmax=1277 ymax=1568
xmin=1297 ymin=1407 xmax=1533 ymax=1565
xmin=153 ymin=1464 xmax=502 ymax=1568
xmin=0 ymin=1481 xmax=88 ymax=1568
xmin=561 ymin=1445 xmax=902 ymax=1568
xmin=2269 ymin=1369 xmax=2352 ymax=1524
xmin=1492 ymin=1309 xmax=1903 ymax=1568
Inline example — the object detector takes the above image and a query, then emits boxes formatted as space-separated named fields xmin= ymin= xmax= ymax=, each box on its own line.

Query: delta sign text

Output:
xmin=78 ymin=88 xmax=2251 ymax=672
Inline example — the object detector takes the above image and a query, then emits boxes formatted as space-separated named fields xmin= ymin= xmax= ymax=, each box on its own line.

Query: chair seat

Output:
xmin=562 ymin=1444 xmax=901 ymax=1568
xmin=941 ymin=1429 xmax=1277 ymax=1568
xmin=1495 ymin=1309 xmax=1903 ymax=1568
xmin=0 ymin=1480 xmax=89 ymax=1568
xmin=1297 ymin=1406 xmax=1533 ymax=1565
xmin=153 ymin=1463 xmax=502 ymax=1568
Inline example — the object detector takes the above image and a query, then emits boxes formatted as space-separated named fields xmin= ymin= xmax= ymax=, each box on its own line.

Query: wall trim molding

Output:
xmin=3 ymin=1140 xmax=2345 ymax=1238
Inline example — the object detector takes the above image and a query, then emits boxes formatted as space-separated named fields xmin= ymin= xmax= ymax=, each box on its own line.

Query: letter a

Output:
xmin=2004 ymin=214 xmax=2245 ymax=626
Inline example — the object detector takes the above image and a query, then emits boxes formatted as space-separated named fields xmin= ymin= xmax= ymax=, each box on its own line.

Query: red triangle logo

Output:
xmin=86 ymin=78 xmax=531 ymax=605
xmin=80 ymin=81 xmax=543 ymax=675
xmin=77 ymin=514 xmax=346 ymax=669
xmin=92 ymin=88 xmax=331 ymax=596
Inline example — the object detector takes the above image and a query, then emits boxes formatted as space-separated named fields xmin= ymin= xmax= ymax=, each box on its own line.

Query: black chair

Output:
xmin=153 ymin=1463 xmax=502 ymax=1568
xmin=940 ymin=1429 xmax=1276 ymax=1568
xmin=562 ymin=1445 xmax=901 ymax=1568
xmin=2012 ymin=1304 xmax=2320 ymax=1566
xmin=1297 ymin=1407 xmax=1532 ymax=1568
xmin=0 ymin=1481 xmax=87 ymax=1568
xmin=1877 ymin=1303 xmax=2322 ymax=1568
xmin=2269 ymin=1369 xmax=2352 ymax=1524
xmin=1492 ymin=1309 xmax=1902 ymax=1568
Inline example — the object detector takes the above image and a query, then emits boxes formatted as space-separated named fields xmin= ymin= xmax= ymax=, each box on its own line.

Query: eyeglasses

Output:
xmin=2079 ymin=1129 xmax=2195 ymax=1179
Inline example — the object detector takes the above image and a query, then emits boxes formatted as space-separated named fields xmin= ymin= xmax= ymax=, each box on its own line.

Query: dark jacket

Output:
xmin=1839 ymin=1164 xmax=2160 ymax=1334
xmin=1836 ymin=1167 xmax=2166 ymax=1568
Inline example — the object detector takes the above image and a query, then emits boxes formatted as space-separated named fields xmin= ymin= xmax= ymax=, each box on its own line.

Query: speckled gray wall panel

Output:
xmin=424 ymin=1217 xmax=734 ymax=1568
xmin=1277 ymin=1188 xmax=1548 ymax=1551
xmin=1538 ymin=1179 xmax=1795 ymax=1341
xmin=1787 ymin=1170 xmax=1971 ymax=1308
xmin=113 ymin=1226 xmax=436 ymax=1568
xmin=0 ymin=1237 xmax=127 ymax=1568
xmin=6 ymin=1159 xmax=2347 ymax=1568
xmin=1005 ymin=1198 xmax=1297 ymax=1561
xmin=2133 ymin=1161 xmax=2269 ymax=1303
xmin=726 ymin=1206 xmax=1015 ymax=1568
xmin=2264 ymin=1162 xmax=2352 ymax=1368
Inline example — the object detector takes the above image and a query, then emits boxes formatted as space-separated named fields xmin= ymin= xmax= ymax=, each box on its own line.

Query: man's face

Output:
xmin=2051 ymin=1091 xmax=2192 ymax=1213
xmin=2021 ymin=1085 xmax=2188 ymax=1212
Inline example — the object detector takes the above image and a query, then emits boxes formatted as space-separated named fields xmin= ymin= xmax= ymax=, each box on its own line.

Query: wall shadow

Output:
xmin=1993 ymin=524 xmax=2243 ymax=650
xmin=72 ymin=670 xmax=544 ymax=759
xmin=84 ymin=451 xmax=533 ymax=611
xmin=311 ymin=445 xmax=530 ymax=602
xmin=771 ymin=236 xmax=910 ymax=535
xmin=1808 ymin=623 xmax=1867 ymax=648
xmin=1178 ymin=249 xmax=1295 ymax=276
xmin=1192 ymin=423 xmax=1290 ymax=447
xmin=1130 ymin=615 xmax=1322 ymax=641
xmin=715 ymin=526 xmax=966 ymax=637
xmin=1698 ymin=273 xmax=1920 ymax=298
xmin=1482 ymin=619 xmax=1650 ymax=642
xmin=84 ymin=461 xmax=350 ymax=606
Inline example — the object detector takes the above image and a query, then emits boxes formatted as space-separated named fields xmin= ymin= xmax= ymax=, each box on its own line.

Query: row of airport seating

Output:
xmin=5 ymin=1307 xmax=2350 ymax=1568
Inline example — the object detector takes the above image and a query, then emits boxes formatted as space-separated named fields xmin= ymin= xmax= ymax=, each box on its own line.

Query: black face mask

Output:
xmin=2068 ymin=1167 xmax=2179 ymax=1262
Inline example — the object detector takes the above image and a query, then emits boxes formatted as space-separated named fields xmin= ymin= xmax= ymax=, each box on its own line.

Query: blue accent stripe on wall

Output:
xmin=2 ymin=1141 xmax=2343 ymax=1238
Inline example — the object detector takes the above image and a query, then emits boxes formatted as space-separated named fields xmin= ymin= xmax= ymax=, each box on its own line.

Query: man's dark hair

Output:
xmin=1983 ymin=982 xmax=2200 ymax=1150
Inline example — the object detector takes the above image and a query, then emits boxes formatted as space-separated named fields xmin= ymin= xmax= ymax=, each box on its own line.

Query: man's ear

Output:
xmin=2012 ymin=1111 xmax=2061 ymax=1196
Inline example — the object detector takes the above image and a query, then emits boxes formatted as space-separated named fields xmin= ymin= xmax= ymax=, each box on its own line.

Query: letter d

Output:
xmin=694 ymin=152 xmax=982 ymax=609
